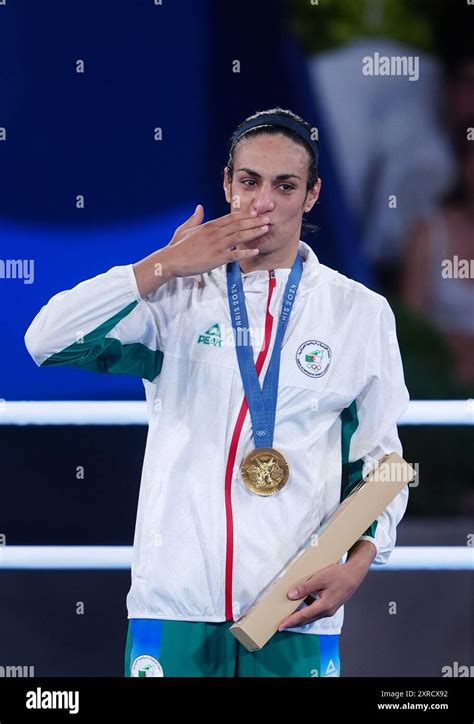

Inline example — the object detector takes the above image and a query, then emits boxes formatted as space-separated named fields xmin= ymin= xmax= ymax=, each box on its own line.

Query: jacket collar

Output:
xmin=217 ymin=240 xmax=320 ymax=294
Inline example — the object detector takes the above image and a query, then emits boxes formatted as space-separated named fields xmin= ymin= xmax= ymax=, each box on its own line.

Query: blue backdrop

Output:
xmin=0 ymin=0 xmax=370 ymax=401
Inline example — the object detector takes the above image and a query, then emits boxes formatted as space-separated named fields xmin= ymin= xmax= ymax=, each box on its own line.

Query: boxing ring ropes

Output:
xmin=0 ymin=399 xmax=473 ymax=572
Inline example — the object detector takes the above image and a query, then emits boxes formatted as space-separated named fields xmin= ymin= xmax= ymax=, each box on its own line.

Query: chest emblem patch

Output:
xmin=296 ymin=340 xmax=331 ymax=378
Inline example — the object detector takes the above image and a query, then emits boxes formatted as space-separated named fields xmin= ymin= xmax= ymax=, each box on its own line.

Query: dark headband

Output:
xmin=231 ymin=113 xmax=319 ymax=162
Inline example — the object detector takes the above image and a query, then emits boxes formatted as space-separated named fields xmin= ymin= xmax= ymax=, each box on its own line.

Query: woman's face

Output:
xmin=224 ymin=133 xmax=320 ymax=255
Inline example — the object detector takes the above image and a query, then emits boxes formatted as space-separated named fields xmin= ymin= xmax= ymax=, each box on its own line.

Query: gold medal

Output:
xmin=240 ymin=447 xmax=289 ymax=496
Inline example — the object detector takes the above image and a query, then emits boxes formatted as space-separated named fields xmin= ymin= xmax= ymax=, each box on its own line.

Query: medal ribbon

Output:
xmin=226 ymin=251 xmax=303 ymax=449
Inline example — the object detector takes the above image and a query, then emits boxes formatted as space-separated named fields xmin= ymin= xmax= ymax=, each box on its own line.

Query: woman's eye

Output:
xmin=240 ymin=180 xmax=294 ymax=191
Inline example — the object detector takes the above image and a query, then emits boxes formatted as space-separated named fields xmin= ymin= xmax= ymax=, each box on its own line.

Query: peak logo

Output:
xmin=197 ymin=323 xmax=222 ymax=347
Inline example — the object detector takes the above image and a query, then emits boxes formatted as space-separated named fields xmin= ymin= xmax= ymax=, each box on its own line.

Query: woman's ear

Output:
xmin=223 ymin=167 xmax=232 ymax=203
xmin=304 ymin=178 xmax=321 ymax=212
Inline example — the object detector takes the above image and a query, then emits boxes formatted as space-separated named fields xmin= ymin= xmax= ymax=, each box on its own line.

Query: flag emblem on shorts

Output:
xmin=131 ymin=655 xmax=164 ymax=677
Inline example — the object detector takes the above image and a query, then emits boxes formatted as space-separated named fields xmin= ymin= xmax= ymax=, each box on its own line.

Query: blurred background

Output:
xmin=0 ymin=0 xmax=472 ymax=677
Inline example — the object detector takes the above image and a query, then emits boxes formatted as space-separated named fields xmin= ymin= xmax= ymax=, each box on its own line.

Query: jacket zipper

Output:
xmin=224 ymin=269 xmax=277 ymax=620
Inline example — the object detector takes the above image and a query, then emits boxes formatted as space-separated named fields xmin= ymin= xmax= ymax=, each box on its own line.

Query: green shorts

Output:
xmin=124 ymin=618 xmax=341 ymax=677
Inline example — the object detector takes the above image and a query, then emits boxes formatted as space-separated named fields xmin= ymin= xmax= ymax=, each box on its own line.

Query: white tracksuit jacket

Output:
xmin=24 ymin=239 xmax=410 ymax=635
